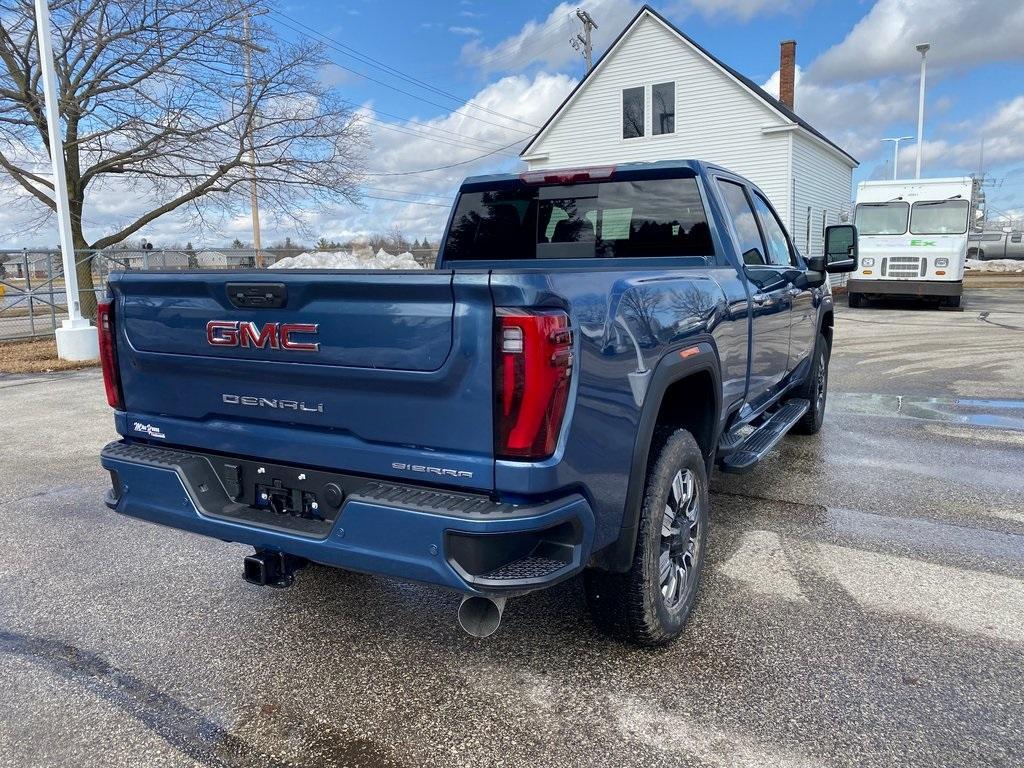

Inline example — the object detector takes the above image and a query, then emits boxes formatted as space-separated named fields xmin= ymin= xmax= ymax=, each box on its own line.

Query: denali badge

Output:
xmin=392 ymin=462 xmax=474 ymax=479
xmin=223 ymin=394 xmax=324 ymax=413
xmin=207 ymin=321 xmax=319 ymax=351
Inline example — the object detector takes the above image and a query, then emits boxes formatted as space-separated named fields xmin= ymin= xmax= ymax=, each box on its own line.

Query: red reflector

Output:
xmin=96 ymin=299 xmax=123 ymax=409
xmin=519 ymin=165 xmax=615 ymax=185
xmin=494 ymin=309 xmax=573 ymax=460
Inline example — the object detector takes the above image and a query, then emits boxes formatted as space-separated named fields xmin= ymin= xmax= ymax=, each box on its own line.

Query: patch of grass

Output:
xmin=0 ymin=338 xmax=98 ymax=374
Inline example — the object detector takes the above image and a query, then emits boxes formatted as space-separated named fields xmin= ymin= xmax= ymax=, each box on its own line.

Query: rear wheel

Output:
xmin=791 ymin=332 xmax=830 ymax=435
xmin=584 ymin=429 xmax=708 ymax=646
xmin=944 ymin=295 xmax=962 ymax=308
xmin=847 ymin=292 xmax=863 ymax=308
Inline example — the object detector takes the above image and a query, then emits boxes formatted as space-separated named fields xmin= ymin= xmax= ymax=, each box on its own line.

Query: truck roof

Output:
xmin=856 ymin=177 xmax=975 ymax=204
xmin=461 ymin=159 xmax=709 ymax=188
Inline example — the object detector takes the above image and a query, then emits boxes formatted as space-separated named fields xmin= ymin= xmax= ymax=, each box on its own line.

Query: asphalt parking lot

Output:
xmin=1 ymin=287 xmax=1022 ymax=768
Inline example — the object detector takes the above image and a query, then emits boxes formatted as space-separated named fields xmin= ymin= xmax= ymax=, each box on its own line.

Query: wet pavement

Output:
xmin=1 ymin=288 xmax=1022 ymax=767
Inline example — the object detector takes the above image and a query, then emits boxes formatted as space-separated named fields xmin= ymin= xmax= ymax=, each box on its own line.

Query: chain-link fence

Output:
xmin=0 ymin=247 xmax=439 ymax=342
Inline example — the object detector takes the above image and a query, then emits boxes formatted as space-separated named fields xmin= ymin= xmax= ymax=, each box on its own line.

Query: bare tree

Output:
xmin=0 ymin=0 xmax=366 ymax=316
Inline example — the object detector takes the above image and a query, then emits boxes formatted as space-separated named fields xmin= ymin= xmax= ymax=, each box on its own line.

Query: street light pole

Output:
xmin=881 ymin=136 xmax=914 ymax=180
xmin=33 ymin=0 xmax=98 ymax=360
xmin=915 ymin=43 xmax=930 ymax=180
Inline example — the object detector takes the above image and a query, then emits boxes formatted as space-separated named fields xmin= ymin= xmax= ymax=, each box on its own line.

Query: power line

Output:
xmin=362 ymin=117 xmax=522 ymax=157
xmin=270 ymin=11 xmax=540 ymax=133
xmin=351 ymin=102 xmax=523 ymax=151
xmin=361 ymin=194 xmax=451 ymax=208
xmin=363 ymin=185 xmax=453 ymax=201
xmin=468 ymin=11 xmax=575 ymax=72
xmin=361 ymin=137 xmax=528 ymax=177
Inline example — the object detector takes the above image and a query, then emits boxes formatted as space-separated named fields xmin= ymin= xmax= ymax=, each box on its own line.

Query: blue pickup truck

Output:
xmin=99 ymin=160 xmax=856 ymax=645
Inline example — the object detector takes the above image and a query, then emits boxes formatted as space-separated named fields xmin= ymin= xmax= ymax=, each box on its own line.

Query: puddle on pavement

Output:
xmin=830 ymin=392 xmax=1024 ymax=431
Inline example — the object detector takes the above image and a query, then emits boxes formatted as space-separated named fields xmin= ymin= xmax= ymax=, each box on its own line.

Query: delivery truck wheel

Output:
xmin=848 ymin=292 xmax=863 ymax=308
xmin=584 ymin=428 xmax=708 ymax=646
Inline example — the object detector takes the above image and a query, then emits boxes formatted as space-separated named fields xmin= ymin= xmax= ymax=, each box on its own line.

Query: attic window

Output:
xmin=653 ymin=82 xmax=675 ymax=135
xmin=622 ymin=87 xmax=644 ymax=139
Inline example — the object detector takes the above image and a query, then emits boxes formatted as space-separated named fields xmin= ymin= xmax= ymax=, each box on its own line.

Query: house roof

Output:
xmin=520 ymin=4 xmax=858 ymax=167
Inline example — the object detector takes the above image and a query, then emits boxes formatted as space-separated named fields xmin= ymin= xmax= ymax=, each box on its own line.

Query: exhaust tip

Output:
xmin=457 ymin=595 xmax=506 ymax=638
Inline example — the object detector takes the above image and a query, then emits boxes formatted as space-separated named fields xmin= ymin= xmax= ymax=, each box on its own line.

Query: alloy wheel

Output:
xmin=659 ymin=468 xmax=702 ymax=609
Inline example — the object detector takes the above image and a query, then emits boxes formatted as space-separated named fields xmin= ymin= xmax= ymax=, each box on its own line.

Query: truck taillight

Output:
xmin=494 ymin=309 xmax=573 ymax=460
xmin=97 ymin=299 xmax=123 ymax=409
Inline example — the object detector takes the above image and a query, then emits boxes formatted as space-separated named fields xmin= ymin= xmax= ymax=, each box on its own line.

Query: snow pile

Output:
xmin=965 ymin=258 xmax=1024 ymax=273
xmin=269 ymin=249 xmax=423 ymax=270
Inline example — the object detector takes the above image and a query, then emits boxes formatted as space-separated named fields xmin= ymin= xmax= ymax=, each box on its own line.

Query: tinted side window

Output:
xmin=751 ymin=193 xmax=795 ymax=266
xmin=718 ymin=180 xmax=766 ymax=265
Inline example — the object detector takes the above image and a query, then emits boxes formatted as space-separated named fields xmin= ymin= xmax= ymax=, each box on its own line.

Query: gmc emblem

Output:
xmin=206 ymin=321 xmax=320 ymax=352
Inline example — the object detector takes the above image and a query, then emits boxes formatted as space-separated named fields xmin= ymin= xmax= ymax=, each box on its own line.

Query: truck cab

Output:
xmin=848 ymin=177 xmax=979 ymax=308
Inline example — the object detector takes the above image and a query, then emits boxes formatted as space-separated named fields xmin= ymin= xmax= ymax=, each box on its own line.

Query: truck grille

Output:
xmin=881 ymin=256 xmax=925 ymax=278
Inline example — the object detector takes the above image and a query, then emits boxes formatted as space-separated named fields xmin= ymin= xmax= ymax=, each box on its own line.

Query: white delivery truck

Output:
xmin=849 ymin=177 xmax=980 ymax=308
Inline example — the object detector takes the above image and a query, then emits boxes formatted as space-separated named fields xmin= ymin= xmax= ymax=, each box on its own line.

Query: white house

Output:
xmin=520 ymin=5 xmax=858 ymax=262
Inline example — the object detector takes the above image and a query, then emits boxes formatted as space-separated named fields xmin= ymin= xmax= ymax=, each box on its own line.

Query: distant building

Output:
xmin=194 ymin=250 xmax=255 ymax=269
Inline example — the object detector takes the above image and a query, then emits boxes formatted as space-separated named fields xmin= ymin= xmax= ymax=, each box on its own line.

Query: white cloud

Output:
xmin=762 ymin=65 xmax=921 ymax=161
xmin=462 ymin=0 xmax=808 ymax=74
xmin=461 ymin=0 xmax=641 ymax=75
xmin=308 ymin=72 xmax=575 ymax=242
xmin=0 ymin=73 xmax=575 ymax=248
xmin=894 ymin=96 xmax=1024 ymax=172
xmin=810 ymin=0 xmax=1024 ymax=83
xmin=449 ymin=26 xmax=481 ymax=37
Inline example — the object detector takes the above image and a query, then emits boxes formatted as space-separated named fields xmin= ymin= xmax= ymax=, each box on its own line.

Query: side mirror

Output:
xmin=824 ymin=224 xmax=858 ymax=273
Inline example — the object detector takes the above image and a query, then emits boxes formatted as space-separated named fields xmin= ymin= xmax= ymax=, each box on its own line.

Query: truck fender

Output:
xmin=595 ymin=341 xmax=723 ymax=573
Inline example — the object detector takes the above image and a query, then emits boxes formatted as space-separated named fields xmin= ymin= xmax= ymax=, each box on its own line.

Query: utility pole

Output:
xmin=33 ymin=0 xmax=97 ymax=360
xmin=914 ymin=43 xmax=930 ymax=179
xmin=573 ymin=9 xmax=599 ymax=71
xmin=243 ymin=11 xmax=268 ymax=267
xmin=881 ymin=136 xmax=914 ymax=180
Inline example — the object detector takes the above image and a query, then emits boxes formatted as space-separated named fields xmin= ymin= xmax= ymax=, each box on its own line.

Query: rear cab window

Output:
xmin=442 ymin=175 xmax=715 ymax=263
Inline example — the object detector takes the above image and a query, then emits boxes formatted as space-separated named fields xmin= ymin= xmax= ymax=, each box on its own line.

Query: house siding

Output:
xmin=791 ymin=132 xmax=854 ymax=286
xmin=525 ymin=14 xmax=794 ymax=225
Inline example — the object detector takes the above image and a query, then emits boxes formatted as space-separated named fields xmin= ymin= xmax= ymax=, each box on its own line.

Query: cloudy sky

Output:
xmin=4 ymin=0 xmax=1024 ymax=248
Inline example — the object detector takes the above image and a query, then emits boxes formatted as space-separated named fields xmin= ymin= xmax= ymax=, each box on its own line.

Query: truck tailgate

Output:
xmin=109 ymin=270 xmax=495 ymax=489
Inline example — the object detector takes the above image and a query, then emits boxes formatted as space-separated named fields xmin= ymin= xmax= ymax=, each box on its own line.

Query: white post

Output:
xmin=914 ymin=43 xmax=930 ymax=180
xmin=34 ymin=0 xmax=98 ymax=360
xmin=882 ymin=136 xmax=914 ymax=180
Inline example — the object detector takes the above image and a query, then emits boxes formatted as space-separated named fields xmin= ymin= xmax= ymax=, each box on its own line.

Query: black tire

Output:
xmin=945 ymin=295 xmax=962 ymax=308
xmin=847 ymin=292 xmax=862 ymax=308
xmin=584 ymin=429 xmax=709 ymax=646
xmin=791 ymin=332 xmax=830 ymax=435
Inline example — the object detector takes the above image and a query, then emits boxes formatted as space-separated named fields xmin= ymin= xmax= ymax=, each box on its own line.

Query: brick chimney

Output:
xmin=779 ymin=40 xmax=796 ymax=110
